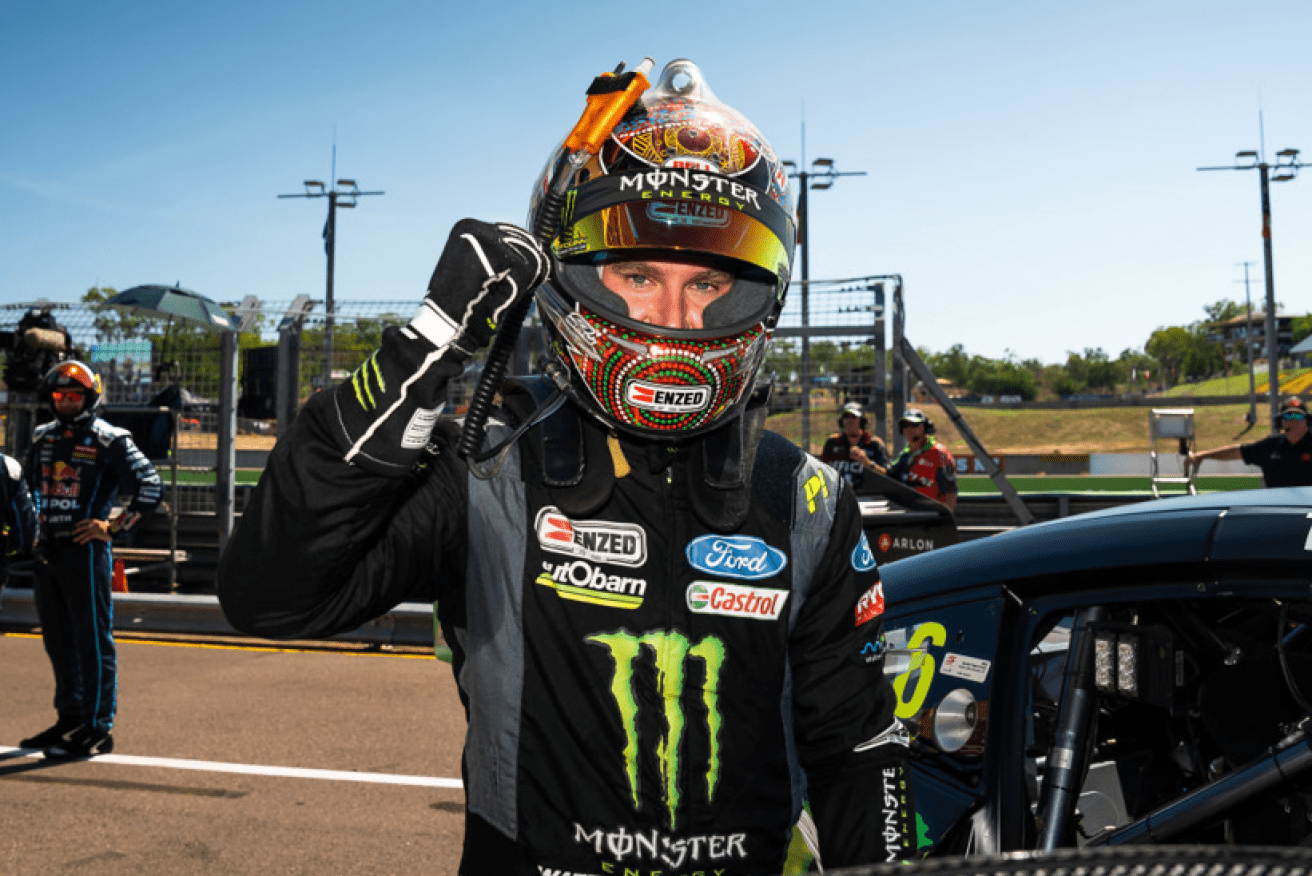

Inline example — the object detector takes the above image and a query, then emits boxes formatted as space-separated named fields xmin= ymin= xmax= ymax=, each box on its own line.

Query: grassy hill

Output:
xmin=769 ymin=402 xmax=1268 ymax=456
xmin=767 ymin=367 xmax=1312 ymax=457
xmin=1161 ymin=368 xmax=1311 ymax=398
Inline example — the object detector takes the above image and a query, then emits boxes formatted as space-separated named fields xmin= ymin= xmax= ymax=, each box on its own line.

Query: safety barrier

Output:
xmin=0 ymin=587 xmax=437 ymax=648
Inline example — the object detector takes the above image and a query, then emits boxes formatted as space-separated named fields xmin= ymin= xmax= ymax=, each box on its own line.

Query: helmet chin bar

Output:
xmin=537 ymin=284 xmax=771 ymax=441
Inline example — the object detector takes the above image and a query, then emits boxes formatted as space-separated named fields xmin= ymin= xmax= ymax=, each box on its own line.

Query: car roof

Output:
xmin=879 ymin=487 xmax=1312 ymax=599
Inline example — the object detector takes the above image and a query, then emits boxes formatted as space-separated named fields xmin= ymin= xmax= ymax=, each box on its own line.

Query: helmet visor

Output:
xmin=553 ymin=172 xmax=794 ymax=292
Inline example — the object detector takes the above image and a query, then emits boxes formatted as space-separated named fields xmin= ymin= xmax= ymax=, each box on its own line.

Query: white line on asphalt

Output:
xmin=0 ymin=746 xmax=463 ymax=789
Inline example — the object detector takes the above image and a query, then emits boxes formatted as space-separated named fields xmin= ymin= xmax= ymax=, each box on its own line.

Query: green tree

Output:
xmin=82 ymin=286 xmax=150 ymax=343
xmin=927 ymin=344 xmax=970 ymax=387
xmin=1145 ymin=326 xmax=1191 ymax=387
xmin=970 ymin=357 xmax=1037 ymax=399
xmin=1292 ymin=314 xmax=1312 ymax=346
xmin=1117 ymin=348 xmax=1156 ymax=389
xmin=1202 ymin=299 xmax=1245 ymax=325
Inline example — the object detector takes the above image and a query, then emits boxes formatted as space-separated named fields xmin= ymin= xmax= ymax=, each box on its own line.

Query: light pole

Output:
xmin=782 ymin=155 xmax=865 ymax=450
xmin=1236 ymin=260 xmax=1258 ymax=427
xmin=279 ymin=171 xmax=384 ymax=389
xmin=1199 ymin=146 xmax=1306 ymax=429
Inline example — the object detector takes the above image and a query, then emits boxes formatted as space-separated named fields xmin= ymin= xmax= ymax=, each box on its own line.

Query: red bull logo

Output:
xmin=52 ymin=461 xmax=80 ymax=483
xmin=45 ymin=460 xmax=82 ymax=498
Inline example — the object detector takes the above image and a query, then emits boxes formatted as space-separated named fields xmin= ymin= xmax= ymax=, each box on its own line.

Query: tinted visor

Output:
xmin=553 ymin=171 xmax=794 ymax=290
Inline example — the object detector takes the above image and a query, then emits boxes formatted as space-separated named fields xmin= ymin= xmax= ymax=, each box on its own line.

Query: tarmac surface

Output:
xmin=1 ymin=629 xmax=468 ymax=875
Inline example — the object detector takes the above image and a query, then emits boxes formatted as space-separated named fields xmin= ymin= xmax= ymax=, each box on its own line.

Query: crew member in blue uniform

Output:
xmin=21 ymin=360 xmax=162 ymax=759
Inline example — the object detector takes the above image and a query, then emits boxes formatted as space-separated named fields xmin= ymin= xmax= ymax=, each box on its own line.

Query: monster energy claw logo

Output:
xmin=351 ymin=353 xmax=386 ymax=411
xmin=588 ymin=629 xmax=727 ymax=831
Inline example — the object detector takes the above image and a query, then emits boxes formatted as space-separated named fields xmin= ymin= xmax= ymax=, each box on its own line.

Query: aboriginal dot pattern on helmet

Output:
xmin=567 ymin=312 xmax=764 ymax=432
xmin=599 ymin=92 xmax=786 ymax=211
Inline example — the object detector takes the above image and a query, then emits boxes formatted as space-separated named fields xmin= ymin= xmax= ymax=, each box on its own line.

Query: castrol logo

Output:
xmin=686 ymin=581 xmax=788 ymax=621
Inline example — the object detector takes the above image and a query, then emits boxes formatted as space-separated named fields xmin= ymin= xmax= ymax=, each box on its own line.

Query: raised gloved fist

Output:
xmin=404 ymin=219 xmax=549 ymax=359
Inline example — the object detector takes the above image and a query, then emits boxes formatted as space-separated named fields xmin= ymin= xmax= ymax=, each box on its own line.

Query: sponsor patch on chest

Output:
xmin=686 ymin=581 xmax=788 ymax=620
xmin=534 ymin=506 xmax=647 ymax=568
xmin=685 ymin=534 xmax=787 ymax=580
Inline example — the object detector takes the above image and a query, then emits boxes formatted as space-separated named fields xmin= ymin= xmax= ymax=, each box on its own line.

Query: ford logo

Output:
xmin=685 ymin=535 xmax=787 ymax=581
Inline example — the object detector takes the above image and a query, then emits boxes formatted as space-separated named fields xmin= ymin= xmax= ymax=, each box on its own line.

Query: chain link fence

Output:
xmin=1 ymin=280 xmax=898 ymax=468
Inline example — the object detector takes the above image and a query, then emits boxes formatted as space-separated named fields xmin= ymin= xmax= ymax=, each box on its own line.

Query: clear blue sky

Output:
xmin=3 ymin=1 xmax=1310 ymax=364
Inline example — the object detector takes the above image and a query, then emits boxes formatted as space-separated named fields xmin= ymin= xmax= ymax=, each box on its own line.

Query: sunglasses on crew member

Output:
xmin=1282 ymin=410 xmax=1306 ymax=421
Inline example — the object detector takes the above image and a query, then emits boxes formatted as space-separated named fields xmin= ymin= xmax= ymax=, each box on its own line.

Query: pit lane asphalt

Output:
xmin=0 ymin=629 xmax=467 ymax=875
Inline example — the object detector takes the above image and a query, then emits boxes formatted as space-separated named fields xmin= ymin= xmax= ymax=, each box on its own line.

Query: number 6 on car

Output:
xmin=892 ymin=621 xmax=947 ymax=719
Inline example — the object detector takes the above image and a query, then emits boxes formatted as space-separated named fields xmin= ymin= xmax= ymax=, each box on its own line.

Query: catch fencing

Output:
xmin=1 ymin=280 xmax=903 ymax=470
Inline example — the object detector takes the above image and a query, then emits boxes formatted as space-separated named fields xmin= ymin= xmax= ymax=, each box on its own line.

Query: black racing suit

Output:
xmin=0 ymin=452 xmax=37 ymax=596
xmin=26 ymin=416 xmax=163 ymax=733
xmin=219 ymin=328 xmax=915 ymax=874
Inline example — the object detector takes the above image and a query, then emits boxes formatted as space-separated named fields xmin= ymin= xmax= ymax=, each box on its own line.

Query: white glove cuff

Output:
xmin=404 ymin=299 xmax=461 ymax=351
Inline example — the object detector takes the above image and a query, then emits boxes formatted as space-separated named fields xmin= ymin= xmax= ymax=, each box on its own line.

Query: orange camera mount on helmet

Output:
xmin=456 ymin=58 xmax=654 ymax=464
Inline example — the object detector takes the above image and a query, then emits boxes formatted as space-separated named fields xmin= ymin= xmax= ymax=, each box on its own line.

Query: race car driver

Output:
xmin=219 ymin=58 xmax=917 ymax=874
xmin=22 ymin=360 xmax=162 ymax=759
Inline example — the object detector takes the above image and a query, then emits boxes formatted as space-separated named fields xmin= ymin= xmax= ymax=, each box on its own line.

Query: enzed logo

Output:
xmin=685 ymin=534 xmax=787 ymax=580
xmin=534 ymin=506 xmax=647 ymax=567
xmin=686 ymin=582 xmax=788 ymax=621
xmin=624 ymin=381 xmax=712 ymax=413
xmin=647 ymin=200 xmax=732 ymax=229
xmin=587 ymin=629 xmax=727 ymax=830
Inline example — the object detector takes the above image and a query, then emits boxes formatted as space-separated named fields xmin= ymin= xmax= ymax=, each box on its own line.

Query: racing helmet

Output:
xmin=898 ymin=408 xmax=934 ymax=433
xmin=530 ymin=58 xmax=796 ymax=439
xmin=40 ymin=360 xmax=102 ymax=424
xmin=838 ymin=402 xmax=868 ymax=429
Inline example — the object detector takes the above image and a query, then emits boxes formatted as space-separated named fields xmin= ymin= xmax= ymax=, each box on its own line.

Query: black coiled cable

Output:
xmin=454 ymin=185 xmax=566 ymax=462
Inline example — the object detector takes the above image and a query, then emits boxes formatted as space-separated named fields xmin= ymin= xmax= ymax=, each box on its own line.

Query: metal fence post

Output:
xmin=276 ymin=327 xmax=301 ymax=437
xmin=872 ymin=282 xmax=887 ymax=444
xmin=891 ymin=279 xmax=906 ymax=455
xmin=216 ymin=330 xmax=237 ymax=552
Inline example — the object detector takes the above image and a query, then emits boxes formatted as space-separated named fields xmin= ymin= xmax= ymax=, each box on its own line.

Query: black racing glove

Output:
xmin=410 ymin=219 xmax=549 ymax=358
xmin=332 ymin=219 xmax=548 ymax=475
